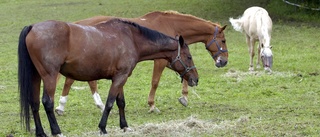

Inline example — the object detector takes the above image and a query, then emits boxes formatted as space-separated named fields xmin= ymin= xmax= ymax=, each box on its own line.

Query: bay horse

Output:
xmin=229 ymin=6 xmax=273 ymax=72
xmin=18 ymin=19 xmax=198 ymax=136
xmin=55 ymin=11 xmax=228 ymax=115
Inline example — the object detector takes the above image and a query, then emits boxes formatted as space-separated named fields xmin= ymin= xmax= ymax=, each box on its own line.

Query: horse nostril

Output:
xmin=224 ymin=61 xmax=228 ymax=65
xmin=219 ymin=60 xmax=227 ymax=67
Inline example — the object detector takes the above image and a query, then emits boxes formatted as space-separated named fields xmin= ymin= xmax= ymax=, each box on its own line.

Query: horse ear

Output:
xmin=178 ymin=35 xmax=184 ymax=47
xmin=221 ymin=25 xmax=227 ymax=32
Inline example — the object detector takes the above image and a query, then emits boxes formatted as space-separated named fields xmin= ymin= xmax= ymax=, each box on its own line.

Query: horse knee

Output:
xmin=151 ymin=79 xmax=159 ymax=88
xmin=105 ymin=101 xmax=114 ymax=111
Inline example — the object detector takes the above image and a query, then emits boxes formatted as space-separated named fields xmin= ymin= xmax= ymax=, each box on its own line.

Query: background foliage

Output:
xmin=0 ymin=0 xmax=319 ymax=136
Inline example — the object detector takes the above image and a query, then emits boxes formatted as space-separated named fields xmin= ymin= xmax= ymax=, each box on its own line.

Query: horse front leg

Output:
xmin=256 ymin=43 xmax=262 ymax=69
xmin=99 ymin=93 xmax=115 ymax=134
xmin=55 ymin=77 xmax=75 ymax=116
xmin=88 ymin=80 xmax=105 ymax=112
xmin=99 ymin=75 xmax=129 ymax=134
xmin=247 ymin=36 xmax=255 ymax=71
xmin=178 ymin=79 xmax=189 ymax=107
xmin=148 ymin=59 xmax=167 ymax=113
xmin=116 ymin=87 xmax=132 ymax=132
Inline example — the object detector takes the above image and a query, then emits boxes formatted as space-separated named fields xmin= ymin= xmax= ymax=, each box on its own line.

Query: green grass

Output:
xmin=1 ymin=0 xmax=320 ymax=136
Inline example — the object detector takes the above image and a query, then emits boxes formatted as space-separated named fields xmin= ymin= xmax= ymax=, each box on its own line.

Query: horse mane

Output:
xmin=143 ymin=10 xmax=221 ymax=27
xmin=111 ymin=19 xmax=175 ymax=45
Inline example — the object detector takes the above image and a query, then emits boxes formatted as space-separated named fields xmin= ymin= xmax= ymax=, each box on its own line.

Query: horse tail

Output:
xmin=229 ymin=17 xmax=243 ymax=32
xmin=18 ymin=25 xmax=34 ymax=131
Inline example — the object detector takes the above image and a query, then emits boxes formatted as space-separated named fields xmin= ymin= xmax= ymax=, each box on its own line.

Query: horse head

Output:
xmin=260 ymin=44 xmax=273 ymax=72
xmin=170 ymin=36 xmax=198 ymax=87
xmin=205 ymin=25 xmax=228 ymax=68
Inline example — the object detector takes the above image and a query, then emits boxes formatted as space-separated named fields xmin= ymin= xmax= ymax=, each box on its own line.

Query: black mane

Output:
xmin=105 ymin=19 xmax=176 ymax=45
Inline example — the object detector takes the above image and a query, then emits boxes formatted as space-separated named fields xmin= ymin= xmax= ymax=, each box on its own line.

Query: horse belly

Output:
xmin=59 ymin=61 xmax=113 ymax=81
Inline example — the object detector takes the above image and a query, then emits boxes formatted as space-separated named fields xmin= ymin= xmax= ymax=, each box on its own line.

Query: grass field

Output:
xmin=1 ymin=0 xmax=320 ymax=136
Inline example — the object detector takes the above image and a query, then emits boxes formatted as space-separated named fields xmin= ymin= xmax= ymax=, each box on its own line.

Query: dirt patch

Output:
xmin=0 ymin=85 xmax=6 ymax=89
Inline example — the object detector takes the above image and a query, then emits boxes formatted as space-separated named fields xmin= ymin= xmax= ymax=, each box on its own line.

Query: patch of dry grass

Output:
xmin=224 ymin=69 xmax=296 ymax=82
xmin=80 ymin=115 xmax=250 ymax=137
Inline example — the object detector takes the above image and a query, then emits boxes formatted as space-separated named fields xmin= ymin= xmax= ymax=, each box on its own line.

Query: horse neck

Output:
xmin=135 ymin=39 xmax=178 ymax=62
xmin=260 ymin=18 xmax=272 ymax=48
xmin=139 ymin=13 xmax=217 ymax=45
xmin=263 ymin=36 xmax=271 ymax=48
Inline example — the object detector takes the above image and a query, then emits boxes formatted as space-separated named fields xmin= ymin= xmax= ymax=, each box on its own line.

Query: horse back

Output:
xmin=242 ymin=7 xmax=272 ymax=39
xmin=74 ymin=16 xmax=115 ymax=25
xmin=74 ymin=13 xmax=176 ymax=37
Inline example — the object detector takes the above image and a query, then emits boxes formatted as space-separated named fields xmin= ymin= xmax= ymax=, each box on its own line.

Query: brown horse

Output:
xmin=18 ymin=19 xmax=198 ymax=136
xmin=55 ymin=11 xmax=228 ymax=115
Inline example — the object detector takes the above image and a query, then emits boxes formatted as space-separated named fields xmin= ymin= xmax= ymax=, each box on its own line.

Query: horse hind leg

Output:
xmin=27 ymin=72 xmax=49 ymax=136
xmin=88 ymin=80 xmax=105 ymax=112
xmin=30 ymin=72 xmax=47 ymax=136
xmin=55 ymin=77 xmax=75 ymax=116
xmin=42 ymin=75 xmax=62 ymax=136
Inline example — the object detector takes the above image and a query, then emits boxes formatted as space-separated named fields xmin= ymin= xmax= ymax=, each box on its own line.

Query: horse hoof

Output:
xmin=178 ymin=97 xmax=188 ymax=107
xmin=123 ymin=127 xmax=133 ymax=132
xmin=148 ymin=107 xmax=160 ymax=113
xmin=55 ymin=109 xmax=64 ymax=116
xmin=100 ymin=130 xmax=107 ymax=135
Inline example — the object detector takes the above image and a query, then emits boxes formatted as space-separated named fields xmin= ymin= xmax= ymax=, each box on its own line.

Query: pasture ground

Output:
xmin=0 ymin=0 xmax=319 ymax=136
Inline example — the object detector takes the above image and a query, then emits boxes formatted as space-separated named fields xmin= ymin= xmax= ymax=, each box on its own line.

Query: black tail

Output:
xmin=18 ymin=25 xmax=34 ymax=131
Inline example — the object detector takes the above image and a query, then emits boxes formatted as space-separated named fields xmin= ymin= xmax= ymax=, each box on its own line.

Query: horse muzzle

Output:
xmin=188 ymin=77 xmax=198 ymax=87
xmin=262 ymin=56 xmax=273 ymax=72
xmin=215 ymin=56 xmax=228 ymax=68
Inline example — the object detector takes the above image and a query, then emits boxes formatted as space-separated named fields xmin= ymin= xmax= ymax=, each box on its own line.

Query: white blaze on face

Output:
xmin=262 ymin=47 xmax=272 ymax=57
xmin=261 ymin=46 xmax=273 ymax=71
xmin=216 ymin=56 xmax=221 ymax=64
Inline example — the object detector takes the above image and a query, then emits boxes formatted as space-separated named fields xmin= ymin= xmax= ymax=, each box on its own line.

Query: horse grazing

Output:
xmin=229 ymin=6 xmax=273 ymax=72
xmin=18 ymin=19 xmax=198 ymax=136
xmin=55 ymin=10 xmax=228 ymax=115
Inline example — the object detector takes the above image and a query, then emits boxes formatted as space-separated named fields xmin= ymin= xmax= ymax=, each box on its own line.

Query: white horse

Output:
xmin=229 ymin=6 xmax=273 ymax=72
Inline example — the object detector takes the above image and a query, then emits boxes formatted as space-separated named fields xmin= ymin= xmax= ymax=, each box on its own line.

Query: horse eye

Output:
xmin=222 ymin=40 xmax=226 ymax=43
xmin=188 ymin=56 xmax=192 ymax=60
